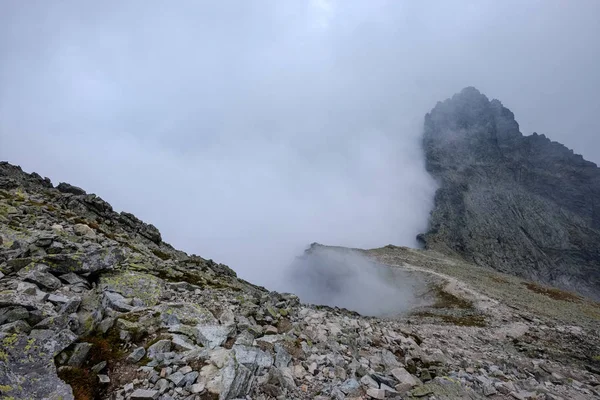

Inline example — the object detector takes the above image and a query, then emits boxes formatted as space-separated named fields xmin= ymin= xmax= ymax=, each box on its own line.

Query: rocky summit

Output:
xmin=420 ymin=87 xmax=600 ymax=301
xmin=1 ymin=94 xmax=600 ymax=399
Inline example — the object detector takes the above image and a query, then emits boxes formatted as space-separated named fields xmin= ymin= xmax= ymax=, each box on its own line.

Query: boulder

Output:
xmin=130 ymin=388 xmax=159 ymax=400
xmin=68 ymin=342 xmax=93 ymax=367
xmin=43 ymin=247 xmax=124 ymax=275
xmin=57 ymin=182 xmax=87 ymax=196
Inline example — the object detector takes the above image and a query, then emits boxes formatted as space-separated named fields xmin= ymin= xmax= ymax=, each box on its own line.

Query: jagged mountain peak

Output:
xmin=421 ymin=88 xmax=600 ymax=301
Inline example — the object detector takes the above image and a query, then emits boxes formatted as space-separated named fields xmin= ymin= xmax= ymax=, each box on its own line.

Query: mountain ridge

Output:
xmin=420 ymin=87 xmax=600 ymax=300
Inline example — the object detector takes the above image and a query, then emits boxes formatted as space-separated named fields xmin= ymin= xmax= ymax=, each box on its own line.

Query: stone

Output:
xmin=361 ymin=374 xmax=379 ymax=389
xmin=149 ymin=370 xmax=160 ymax=384
xmin=179 ymin=366 xmax=192 ymax=375
xmin=293 ymin=364 xmax=307 ymax=379
xmin=270 ymin=366 xmax=297 ymax=391
xmin=100 ymin=271 xmax=164 ymax=307
xmin=264 ymin=325 xmax=278 ymax=335
xmin=391 ymin=367 xmax=420 ymax=388
xmin=308 ymin=362 xmax=317 ymax=375
xmin=156 ymin=378 xmax=169 ymax=394
xmin=167 ymin=371 xmax=186 ymax=387
xmin=102 ymin=291 xmax=134 ymax=312
xmin=510 ymin=391 xmax=537 ymax=400
xmin=372 ymin=373 xmax=396 ymax=388
xmin=220 ymin=356 xmax=255 ymax=399
xmin=156 ymin=303 xmax=216 ymax=327
xmin=0 ymin=330 xmax=76 ymax=399
xmin=47 ymin=241 xmax=65 ymax=254
xmin=51 ymin=224 xmax=65 ymax=233
xmin=191 ymin=383 xmax=205 ymax=394
xmin=98 ymin=317 xmax=115 ymax=334
xmin=42 ymin=247 xmax=124 ymax=275
xmin=0 ymin=320 xmax=32 ymax=334
xmin=0 ymin=291 xmax=42 ymax=310
xmin=411 ymin=386 xmax=434 ymax=397
xmin=182 ymin=371 xmax=199 ymax=387
xmin=233 ymin=345 xmax=273 ymax=369
xmin=274 ymin=343 xmax=292 ymax=368
xmin=130 ymin=388 xmax=159 ymax=399
xmin=91 ymin=361 xmax=107 ymax=374
xmin=380 ymin=383 xmax=397 ymax=394
xmin=366 ymin=388 xmax=385 ymax=399
xmin=59 ymin=272 xmax=89 ymax=286
xmin=340 ymin=378 xmax=360 ymax=395
xmin=74 ymin=223 xmax=96 ymax=238
xmin=59 ymin=298 xmax=82 ymax=314
xmin=128 ymin=347 xmax=146 ymax=363
xmin=483 ymin=383 xmax=497 ymax=396
xmin=196 ymin=325 xmax=233 ymax=349
xmin=419 ymin=369 xmax=432 ymax=382
xmin=68 ymin=342 xmax=93 ymax=367
xmin=23 ymin=269 xmax=62 ymax=291
xmin=147 ymin=340 xmax=172 ymax=359
xmin=57 ymin=182 xmax=87 ymax=195
xmin=171 ymin=334 xmax=198 ymax=352
xmin=0 ymin=307 xmax=31 ymax=325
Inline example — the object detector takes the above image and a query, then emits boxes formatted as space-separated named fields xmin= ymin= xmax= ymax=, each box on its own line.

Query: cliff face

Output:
xmin=420 ymin=87 xmax=600 ymax=300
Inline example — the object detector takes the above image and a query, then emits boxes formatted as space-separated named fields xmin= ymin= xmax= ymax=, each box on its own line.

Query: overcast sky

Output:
xmin=1 ymin=1 xmax=599 ymax=289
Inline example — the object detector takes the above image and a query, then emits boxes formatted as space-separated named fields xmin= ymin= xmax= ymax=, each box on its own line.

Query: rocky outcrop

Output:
xmin=420 ymin=87 xmax=600 ymax=300
xmin=1 ymin=161 xmax=599 ymax=400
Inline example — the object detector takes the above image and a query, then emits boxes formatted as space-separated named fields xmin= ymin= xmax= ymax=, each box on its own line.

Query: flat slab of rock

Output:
xmin=42 ymin=247 xmax=124 ymax=274
xmin=196 ymin=325 xmax=233 ymax=349
xmin=0 ymin=331 xmax=77 ymax=400
xmin=130 ymin=388 xmax=159 ymax=399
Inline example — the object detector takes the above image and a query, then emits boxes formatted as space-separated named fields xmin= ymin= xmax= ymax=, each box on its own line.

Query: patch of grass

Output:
xmin=428 ymin=284 xmax=473 ymax=309
xmin=490 ymin=275 xmax=509 ymax=284
xmin=103 ymin=231 xmax=117 ymax=240
xmin=89 ymin=222 xmax=100 ymax=230
xmin=522 ymin=282 xmax=581 ymax=303
xmin=57 ymin=328 xmax=127 ymax=399
xmin=414 ymin=311 xmax=487 ymax=327
xmin=57 ymin=366 xmax=96 ymax=400
xmin=83 ymin=329 xmax=126 ymax=365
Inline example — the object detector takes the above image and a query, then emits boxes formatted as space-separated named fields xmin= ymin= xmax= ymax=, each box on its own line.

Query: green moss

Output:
xmin=100 ymin=271 xmax=163 ymax=306
xmin=266 ymin=306 xmax=279 ymax=319
xmin=522 ymin=282 xmax=582 ymax=303
xmin=2 ymin=334 xmax=18 ymax=348
xmin=24 ymin=338 xmax=36 ymax=352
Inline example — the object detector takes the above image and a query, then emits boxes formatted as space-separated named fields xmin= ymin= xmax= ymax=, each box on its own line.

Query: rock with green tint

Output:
xmin=156 ymin=303 xmax=216 ymax=327
xmin=0 ymin=331 xmax=76 ymax=400
xmin=411 ymin=385 xmax=434 ymax=397
xmin=100 ymin=271 xmax=164 ymax=306
xmin=43 ymin=247 xmax=124 ymax=274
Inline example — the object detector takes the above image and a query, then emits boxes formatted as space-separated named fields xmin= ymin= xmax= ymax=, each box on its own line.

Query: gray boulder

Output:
xmin=57 ymin=182 xmax=87 ymax=195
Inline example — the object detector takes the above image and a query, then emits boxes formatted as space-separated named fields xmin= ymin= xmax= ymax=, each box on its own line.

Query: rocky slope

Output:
xmin=419 ymin=87 xmax=600 ymax=301
xmin=1 ymin=161 xmax=599 ymax=400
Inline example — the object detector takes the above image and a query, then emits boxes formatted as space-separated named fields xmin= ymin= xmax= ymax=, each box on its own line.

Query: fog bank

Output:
xmin=1 ymin=1 xmax=599 ymax=290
